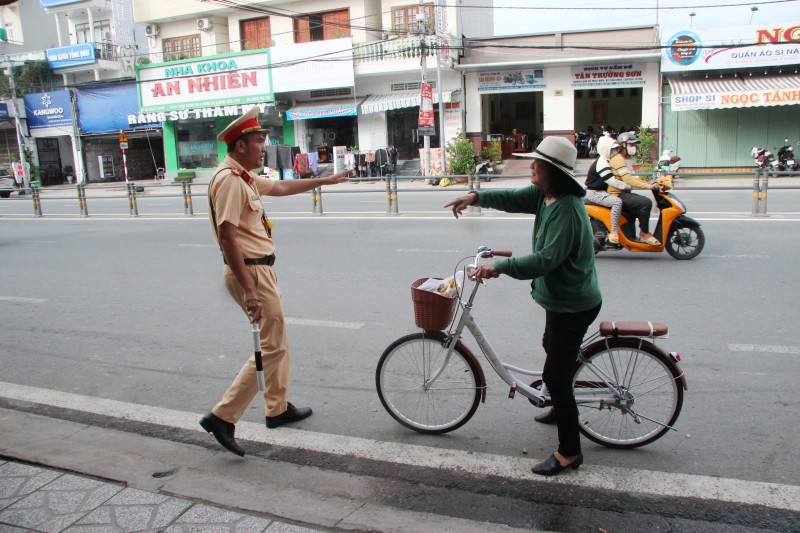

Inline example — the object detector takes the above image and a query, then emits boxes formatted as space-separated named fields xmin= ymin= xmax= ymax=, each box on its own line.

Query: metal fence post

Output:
xmin=186 ymin=182 xmax=194 ymax=216
xmin=385 ymin=176 xmax=392 ymax=214
xmin=389 ymin=175 xmax=399 ymax=215
xmin=751 ymin=169 xmax=761 ymax=215
xmin=312 ymin=187 xmax=323 ymax=215
xmin=31 ymin=184 xmax=42 ymax=217
xmin=127 ymin=182 xmax=139 ymax=216
xmin=78 ymin=183 xmax=89 ymax=217
xmin=759 ymin=171 xmax=769 ymax=215
xmin=468 ymin=174 xmax=481 ymax=215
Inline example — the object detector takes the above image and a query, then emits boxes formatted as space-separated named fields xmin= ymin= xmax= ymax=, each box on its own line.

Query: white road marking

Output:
xmin=285 ymin=317 xmax=363 ymax=329
xmin=0 ymin=295 xmax=48 ymax=304
xmin=728 ymin=344 xmax=800 ymax=354
xmin=177 ymin=243 xmax=217 ymax=247
xmin=0 ymin=381 xmax=798 ymax=513
xmin=396 ymin=249 xmax=465 ymax=253
xmin=704 ymin=254 xmax=769 ymax=259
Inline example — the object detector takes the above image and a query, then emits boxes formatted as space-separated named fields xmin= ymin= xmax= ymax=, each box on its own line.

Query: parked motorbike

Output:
xmin=575 ymin=131 xmax=591 ymax=158
xmin=775 ymin=138 xmax=798 ymax=171
xmin=586 ymin=159 xmax=705 ymax=260
xmin=474 ymin=154 xmax=493 ymax=181
xmin=751 ymin=146 xmax=775 ymax=171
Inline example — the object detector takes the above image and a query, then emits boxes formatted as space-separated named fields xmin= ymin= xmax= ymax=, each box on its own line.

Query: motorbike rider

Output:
xmin=607 ymin=132 xmax=661 ymax=246
xmin=583 ymin=136 xmax=623 ymax=244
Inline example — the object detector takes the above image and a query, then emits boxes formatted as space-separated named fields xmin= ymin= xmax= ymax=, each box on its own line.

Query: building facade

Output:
xmin=129 ymin=0 xmax=489 ymax=180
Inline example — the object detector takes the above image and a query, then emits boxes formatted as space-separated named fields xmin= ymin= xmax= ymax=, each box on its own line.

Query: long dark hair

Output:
xmin=541 ymin=163 xmax=585 ymax=198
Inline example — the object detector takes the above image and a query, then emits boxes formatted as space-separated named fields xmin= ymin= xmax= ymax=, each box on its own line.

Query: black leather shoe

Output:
xmin=534 ymin=408 xmax=556 ymax=425
xmin=266 ymin=402 xmax=312 ymax=428
xmin=531 ymin=453 xmax=583 ymax=476
xmin=199 ymin=412 xmax=245 ymax=457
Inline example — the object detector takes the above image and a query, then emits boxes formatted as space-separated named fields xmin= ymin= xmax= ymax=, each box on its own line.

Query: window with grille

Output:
xmin=390 ymin=81 xmax=434 ymax=91
xmin=241 ymin=17 xmax=271 ymax=50
xmin=294 ymin=9 xmax=350 ymax=44
xmin=74 ymin=20 xmax=111 ymax=44
xmin=310 ymin=88 xmax=352 ymax=98
xmin=162 ymin=35 xmax=202 ymax=60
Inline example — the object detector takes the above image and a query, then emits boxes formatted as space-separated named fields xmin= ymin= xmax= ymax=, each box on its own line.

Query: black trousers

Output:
xmin=542 ymin=302 xmax=602 ymax=457
xmin=619 ymin=191 xmax=653 ymax=233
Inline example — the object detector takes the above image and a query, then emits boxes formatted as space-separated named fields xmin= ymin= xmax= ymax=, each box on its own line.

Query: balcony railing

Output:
xmin=354 ymin=36 xmax=438 ymax=64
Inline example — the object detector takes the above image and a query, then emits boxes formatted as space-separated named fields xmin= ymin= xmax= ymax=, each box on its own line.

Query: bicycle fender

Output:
xmin=425 ymin=330 xmax=488 ymax=402
xmin=582 ymin=338 xmax=688 ymax=391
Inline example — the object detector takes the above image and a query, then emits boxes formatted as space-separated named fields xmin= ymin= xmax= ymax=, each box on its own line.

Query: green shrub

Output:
xmin=635 ymin=125 xmax=656 ymax=166
xmin=446 ymin=133 xmax=476 ymax=176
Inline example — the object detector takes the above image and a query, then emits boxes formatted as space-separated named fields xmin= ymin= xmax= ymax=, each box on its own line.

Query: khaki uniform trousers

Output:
xmin=212 ymin=264 xmax=290 ymax=422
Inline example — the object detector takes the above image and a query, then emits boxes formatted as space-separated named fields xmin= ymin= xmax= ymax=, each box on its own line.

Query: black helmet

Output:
xmin=617 ymin=131 xmax=640 ymax=144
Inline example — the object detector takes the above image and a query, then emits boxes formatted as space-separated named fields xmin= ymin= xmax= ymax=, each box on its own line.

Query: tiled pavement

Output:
xmin=0 ymin=460 xmax=320 ymax=533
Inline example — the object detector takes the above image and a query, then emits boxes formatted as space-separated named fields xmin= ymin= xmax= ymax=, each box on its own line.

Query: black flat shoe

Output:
xmin=531 ymin=453 xmax=583 ymax=476
xmin=534 ymin=408 xmax=556 ymax=425
xmin=199 ymin=412 xmax=245 ymax=457
xmin=266 ymin=402 xmax=312 ymax=428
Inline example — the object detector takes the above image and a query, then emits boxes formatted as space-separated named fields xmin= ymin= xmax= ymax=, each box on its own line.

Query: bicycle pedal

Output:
xmin=508 ymin=383 xmax=516 ymax=399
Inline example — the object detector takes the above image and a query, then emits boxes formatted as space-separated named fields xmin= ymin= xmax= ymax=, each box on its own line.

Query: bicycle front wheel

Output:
xmin=574 ymin=340 xmax=684 ymax=449
xmin=376 ymin=333 xmax=482 ymax=434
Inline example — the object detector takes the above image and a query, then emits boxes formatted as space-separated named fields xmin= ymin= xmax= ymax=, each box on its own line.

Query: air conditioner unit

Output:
xmin=144 ymin=24 xmax=159 ymax=37
xmin=197 ymin=18 xmax=213 ymax=31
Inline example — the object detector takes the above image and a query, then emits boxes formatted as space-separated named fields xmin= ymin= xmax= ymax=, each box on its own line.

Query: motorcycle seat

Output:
xmin=599 ymin=321 xmax=668 ymax=338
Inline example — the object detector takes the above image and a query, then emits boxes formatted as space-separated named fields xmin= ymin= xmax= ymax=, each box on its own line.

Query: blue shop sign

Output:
xmin=23 ymin=91 xmax=73 ymax=129
xmin=76 ymin=83 xmax=159 ymax=134
xmin=46 ymin=43 xmax=96 ymax=69
xmin=0 ymin=103 xmax=8 ymax=119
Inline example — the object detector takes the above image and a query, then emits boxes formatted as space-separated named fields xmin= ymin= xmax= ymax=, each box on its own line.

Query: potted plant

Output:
xmin=633 ymin=125 xmax=656 ymax=176
xmin=446 ymin=132 xmax=477 ymax=183
xmin=63 ymin=165 xmax=74 ymax=184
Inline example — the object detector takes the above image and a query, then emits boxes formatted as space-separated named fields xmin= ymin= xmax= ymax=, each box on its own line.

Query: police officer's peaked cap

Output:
xmin=217 ymin=107 xmax=268 ymax=144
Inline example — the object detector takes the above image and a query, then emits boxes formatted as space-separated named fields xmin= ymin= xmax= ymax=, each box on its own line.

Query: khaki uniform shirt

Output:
xmin=209 ymin=155 xmax=276 ymax=258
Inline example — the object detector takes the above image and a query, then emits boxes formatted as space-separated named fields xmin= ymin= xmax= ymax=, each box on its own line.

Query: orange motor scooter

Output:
xmin=585 ymin=172 xmax=705 ymax=260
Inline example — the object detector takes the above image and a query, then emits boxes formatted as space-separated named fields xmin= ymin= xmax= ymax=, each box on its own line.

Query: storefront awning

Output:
xmin=668 ymin=75 xmax=800 ymax=111
xmin=285 ymin=98 xmax=361 ymax=121
xmin=360 ymin=90 xmax=452 ymax=114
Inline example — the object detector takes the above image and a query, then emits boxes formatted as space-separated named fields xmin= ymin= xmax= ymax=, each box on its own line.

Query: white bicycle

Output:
xmin=376 ymin=246 xmax=687 ymax=449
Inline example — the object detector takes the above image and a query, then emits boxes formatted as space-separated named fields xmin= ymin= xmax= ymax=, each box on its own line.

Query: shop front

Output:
xmin=77 ymin=82 xmax=163 ymax=183
xmin=459 ymin=28 xmax=661 ymax=156
xmin=661 ymin=21 xmax=800 ymax=168
xmin=22 ymin=90 xmax=75 ymax=186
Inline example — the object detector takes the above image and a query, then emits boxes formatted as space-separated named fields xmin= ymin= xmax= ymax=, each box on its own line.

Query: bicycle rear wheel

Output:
xmin=376 ymin=332 xmax=482 ymax=434
xmin=574 ymin=340 xmax=683 ymax=449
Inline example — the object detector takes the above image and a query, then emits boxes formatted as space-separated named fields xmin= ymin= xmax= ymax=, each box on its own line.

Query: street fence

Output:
xmin=4 ymin=170 xmax=799 ymax=218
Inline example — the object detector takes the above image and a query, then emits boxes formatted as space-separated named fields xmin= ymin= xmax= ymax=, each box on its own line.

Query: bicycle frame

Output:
xmin=425 ymin=271 xmax=630 ymax=409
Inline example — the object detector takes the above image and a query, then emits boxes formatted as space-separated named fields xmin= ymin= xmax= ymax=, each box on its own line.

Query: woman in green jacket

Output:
xmin=444 ymin=136 xmax=602 ymax=476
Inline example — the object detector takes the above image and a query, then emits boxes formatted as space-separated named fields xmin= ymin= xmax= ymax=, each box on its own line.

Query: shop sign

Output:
xmin=285 ymin=104 xmax=357 ymax=121
xmin=23 ymin=91 xmax=73 ymax=129
xmin=78 ymin=83 xmax=159 ymax=133
xmin=443 ymin=101 xmax=462 ymax=148
xmin=0 ymin=103 xmax=8 ymax=119
xmin=671 ymin=88 xmax=800 ymax=111
xmin=270 ymin=39 xmax=354 ymax=92
xmin=435 ymin=0 xmax=450 ymax=64
xmin=478 ymin=69 xmax=546 ymax=93
xmin=137 ymin=51 xmax=273 ymax=113
xmin=662 ymin=21 xmax=800 ymax=73
xmin=571 ymin=64 xmax=645 ymax=88
xmin=46 ymin=43 xmax=96 ymax=69
xmin=127 ymin=102 xmax=273 ymax=125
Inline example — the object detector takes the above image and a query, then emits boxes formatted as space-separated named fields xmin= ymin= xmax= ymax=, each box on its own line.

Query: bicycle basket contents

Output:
xmin=410 ymin=273 xmax=463 ymax=331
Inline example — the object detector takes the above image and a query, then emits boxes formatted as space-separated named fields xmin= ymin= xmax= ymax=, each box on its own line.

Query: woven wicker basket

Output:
xmin=410 ymin=278 xmax=457 ymax=331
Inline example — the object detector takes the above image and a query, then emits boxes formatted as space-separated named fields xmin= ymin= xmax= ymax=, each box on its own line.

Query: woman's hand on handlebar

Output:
xmin=468 ymin=264 xmax=500 ymax=283
xmin=443 ymin=192 xmax=476 ymax=219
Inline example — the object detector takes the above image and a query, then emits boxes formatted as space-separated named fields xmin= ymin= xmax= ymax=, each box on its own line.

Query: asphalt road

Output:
xmin=1 ymin=185 xmax=799 ymax=530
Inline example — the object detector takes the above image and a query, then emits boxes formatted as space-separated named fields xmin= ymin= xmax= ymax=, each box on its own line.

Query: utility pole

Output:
xmin=3 ymin=61 xmax=30 ymax=189
xmin=418 ymin=0 xmax=431 ymax=178
xmin=434 ymin=0 xmax=447 ymax=175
